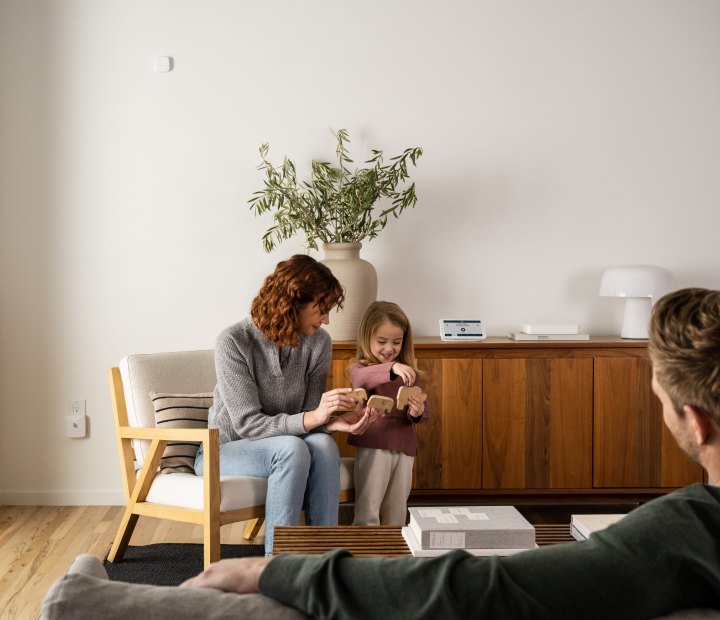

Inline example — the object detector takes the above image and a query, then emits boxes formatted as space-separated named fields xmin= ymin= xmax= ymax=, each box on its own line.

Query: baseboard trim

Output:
xmin=0 ymin=490 xmax=125 ymax=506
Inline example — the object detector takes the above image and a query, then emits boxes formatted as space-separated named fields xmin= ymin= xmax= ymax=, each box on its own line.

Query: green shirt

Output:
xmin=259 ymin=484 xmax=720 ymax=619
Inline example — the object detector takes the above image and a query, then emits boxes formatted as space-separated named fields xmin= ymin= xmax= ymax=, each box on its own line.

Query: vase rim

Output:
xmin=321 ymin=242 xmax=363 ymax=249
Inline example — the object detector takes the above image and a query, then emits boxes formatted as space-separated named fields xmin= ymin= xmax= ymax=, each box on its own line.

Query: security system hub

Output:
xmin=440 ymin=319 xmax=486 ymax=342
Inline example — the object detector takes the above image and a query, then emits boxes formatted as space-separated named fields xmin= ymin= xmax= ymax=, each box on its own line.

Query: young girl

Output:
xmin=349 ymin=301 xmax=431 ymax=526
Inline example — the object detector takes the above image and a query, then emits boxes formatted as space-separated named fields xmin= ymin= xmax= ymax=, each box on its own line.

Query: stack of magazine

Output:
xmin=402 ymin=506 xmax=536 ymax=557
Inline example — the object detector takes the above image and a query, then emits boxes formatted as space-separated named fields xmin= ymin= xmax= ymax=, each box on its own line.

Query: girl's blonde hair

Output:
xmin=351 ymin=301 xmax=423 ymax=378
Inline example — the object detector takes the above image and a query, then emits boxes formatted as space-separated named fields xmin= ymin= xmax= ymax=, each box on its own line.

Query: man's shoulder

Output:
xmin=657 ymin=483 xmax=720 ymax=504
xmin=605 ymin=484 xmax=720 ymax=537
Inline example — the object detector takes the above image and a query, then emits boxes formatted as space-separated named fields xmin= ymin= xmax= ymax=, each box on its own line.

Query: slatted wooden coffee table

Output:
xmin=273 ymin=524 xmax=575 ymax=557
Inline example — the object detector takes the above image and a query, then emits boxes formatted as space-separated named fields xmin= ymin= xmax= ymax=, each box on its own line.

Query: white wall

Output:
xmin=1 ymin=0 xmax=719 ymax=504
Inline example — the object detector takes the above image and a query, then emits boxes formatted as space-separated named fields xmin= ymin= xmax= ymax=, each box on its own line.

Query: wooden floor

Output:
xmin=0 ymin=505 xmax=265 ymax=620
xmin=0 ymin=502 xmax=635 ymax=620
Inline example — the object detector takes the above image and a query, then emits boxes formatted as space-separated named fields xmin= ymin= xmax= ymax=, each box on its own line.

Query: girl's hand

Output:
xmin=408 ymin=395 xmax=424 ymax=418
xmin=392 ymin=363 xmax=416 ymax=386
xmin=326 ymin=407 xmax=384 ymax=435
xmin=304 ymin=388 xmax=354 ymax=431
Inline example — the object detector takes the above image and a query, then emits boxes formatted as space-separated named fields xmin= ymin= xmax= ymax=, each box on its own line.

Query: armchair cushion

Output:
xmin=120 ymin=350 xmax=216 ymax=468
xmin=151 ymin=392 xmax=213 ymax=474
xmin=141 ymin=458 xmax=354 ymax=512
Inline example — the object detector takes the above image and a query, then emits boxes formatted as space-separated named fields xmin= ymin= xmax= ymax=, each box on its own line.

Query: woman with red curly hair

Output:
xmin=195 ymin=254 xmax=380 ymax=556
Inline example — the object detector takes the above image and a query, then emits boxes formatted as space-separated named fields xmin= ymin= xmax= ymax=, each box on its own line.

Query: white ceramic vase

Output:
xmin=320 ymin=243 xmax=378 ymax=341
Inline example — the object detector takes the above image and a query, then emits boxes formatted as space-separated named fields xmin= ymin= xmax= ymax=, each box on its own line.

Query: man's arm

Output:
xmin=183 ymin=487 xmax=720 ymax=620
xmin=257 ymin=490 xmax=720 ymax=620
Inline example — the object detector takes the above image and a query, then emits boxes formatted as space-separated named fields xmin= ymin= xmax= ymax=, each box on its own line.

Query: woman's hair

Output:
xmin=648 ymin=287 xmax=720 ymax=424
xmin=251 ymin=254 xmax=345 ymax=347
xmin=351 ymin=301 xmax=423 ymax=378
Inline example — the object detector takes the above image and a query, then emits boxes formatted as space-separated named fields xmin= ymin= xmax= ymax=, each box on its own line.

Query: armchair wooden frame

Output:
xmin=107 ymin=367 xmax=266 ymax=569
xmin=107 ymin=367 xmax=355 ymax=569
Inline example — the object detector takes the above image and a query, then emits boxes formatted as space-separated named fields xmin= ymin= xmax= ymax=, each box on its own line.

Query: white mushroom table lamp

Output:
xmin=599 ymin=265 xmax=676 ymax=339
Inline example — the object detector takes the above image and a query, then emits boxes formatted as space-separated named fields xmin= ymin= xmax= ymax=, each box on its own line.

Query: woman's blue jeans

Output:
xmin=195 ymin=433 xmax=340 ymax=556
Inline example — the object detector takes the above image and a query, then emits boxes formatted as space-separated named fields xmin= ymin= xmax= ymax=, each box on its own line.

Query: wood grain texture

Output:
xmin=483 ymin=359 xmax=592 ymax=489
xmin=328 ymin=343 xmax=697 ymax=496
xmin=594 ymin=357 xmax=703 ymax=488
xmin=0 ymin=506 xmax=125 ymax=620
xmin=203 ymin=428 xmax=221 ymax=567
xmin=0 ymin=505 xmax=265 ymax=620
xmin=413 ymin=359 xmax=443 ymax=489
xmin=440 ymin=359 xmax=483 ymax=489
xmin=483 ymin=360 xmax=526 ymax=489
xmin=272 ymin=524 xmax=576 ymax=557
xmin=548 ymin=359 xmax=593 ymax=488
xmin=273 ymin=526 xmax=411 ymax=557
xmin=242 ymin=518 xmax=264 ymax=540
xmin=109 ymin=368 xmax=137 ymax=504
xmin=412 ymin=359 xmax=483 ymax=489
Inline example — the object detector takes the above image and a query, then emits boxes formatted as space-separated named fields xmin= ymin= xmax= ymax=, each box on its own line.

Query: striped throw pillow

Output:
xmin=150 ymin=392 xmax=213 ymax=475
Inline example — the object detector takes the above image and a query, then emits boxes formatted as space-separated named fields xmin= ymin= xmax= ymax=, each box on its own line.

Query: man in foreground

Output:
xmin=182 ymin=288 xmax=720 ymax=619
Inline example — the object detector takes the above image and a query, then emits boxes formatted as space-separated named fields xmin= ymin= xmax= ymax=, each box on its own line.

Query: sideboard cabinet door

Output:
xmin=413 ymin=359 xmax=484 ymax=490
xmin=328 ymin=357 xmax=484 ymax=490
xmin=593 ymin=357 xmax=703 ymax=488
xmin=482 ymin=358 xmax=593 ymax=489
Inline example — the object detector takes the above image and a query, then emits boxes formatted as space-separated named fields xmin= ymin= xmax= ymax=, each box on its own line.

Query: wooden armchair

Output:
xmin=107 ymin=351 xmax=355 ymax=569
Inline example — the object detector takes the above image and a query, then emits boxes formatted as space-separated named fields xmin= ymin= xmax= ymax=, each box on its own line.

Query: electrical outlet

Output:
xmin=68 ymin=400 xmax=86 ymax=417
xmin=67 ymin=400 xmax=87 ymax=438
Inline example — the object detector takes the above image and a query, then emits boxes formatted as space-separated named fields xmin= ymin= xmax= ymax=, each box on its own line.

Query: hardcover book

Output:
xmin=408 ymin=506 xmax=535 ymax=550
xmin=570 ymin=514 xmax=626 ymax=541
xmin=401 ymin=526 xmax=534 ymax=557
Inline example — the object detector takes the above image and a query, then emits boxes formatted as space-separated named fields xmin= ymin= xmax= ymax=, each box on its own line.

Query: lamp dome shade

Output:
xmin=599 ymin=265 xmax=676 ymax=298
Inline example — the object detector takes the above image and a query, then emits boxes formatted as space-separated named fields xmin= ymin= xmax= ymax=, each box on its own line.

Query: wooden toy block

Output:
xmin=397 ymin=386 xmax=427 ymax=410
xmin=346 ymin=388 xmax=368 ymax=404
xmin=366 ymin=395 xmax=394 ymax=415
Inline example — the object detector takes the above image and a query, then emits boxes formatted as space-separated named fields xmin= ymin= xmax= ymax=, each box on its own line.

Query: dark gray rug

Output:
xmin=103 ymin=544 xmax=265 ymax=586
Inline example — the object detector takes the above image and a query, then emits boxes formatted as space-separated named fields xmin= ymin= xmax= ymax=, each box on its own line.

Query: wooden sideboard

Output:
xmin=327 ymin=337 xmax=705 ymax=502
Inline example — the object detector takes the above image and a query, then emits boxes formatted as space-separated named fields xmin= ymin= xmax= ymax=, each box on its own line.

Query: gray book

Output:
xmin=408 ymin=506 xmax=535 ymax=550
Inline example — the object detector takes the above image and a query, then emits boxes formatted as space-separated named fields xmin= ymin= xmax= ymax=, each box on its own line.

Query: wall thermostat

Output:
xmin=439 ymin=319 xmax=487 ymax=342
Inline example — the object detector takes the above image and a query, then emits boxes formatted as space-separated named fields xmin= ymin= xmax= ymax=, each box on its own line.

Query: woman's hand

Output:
xmin=303 ymin=388 xmax=355 ymax=431
xmin=326 ymin=407 xmax=384 ymax=435
xmin=392 ymin=363 xmax=416 ymax=386
xmin=180 ymin=557 xmax=273 ymax=593
xmin=408 ymin=395 xmax=424 ymax=419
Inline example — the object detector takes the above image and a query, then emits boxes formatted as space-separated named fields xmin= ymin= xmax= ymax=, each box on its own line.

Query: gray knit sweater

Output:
xmin=208 ymin=316 xmax=333 ymax=444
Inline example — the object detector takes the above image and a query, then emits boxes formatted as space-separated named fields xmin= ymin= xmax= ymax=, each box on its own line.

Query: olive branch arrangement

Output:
xmin=249 ymin=128 xmax=423 ymax=252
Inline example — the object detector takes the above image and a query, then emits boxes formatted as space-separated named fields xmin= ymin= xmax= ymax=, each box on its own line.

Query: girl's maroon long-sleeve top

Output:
xmin=347 ymin=362 xmax=431 ymax=457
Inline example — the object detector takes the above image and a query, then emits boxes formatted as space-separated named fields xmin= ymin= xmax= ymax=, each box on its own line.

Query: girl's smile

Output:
xmin=370 ymin=321 xmax=405 ymax=364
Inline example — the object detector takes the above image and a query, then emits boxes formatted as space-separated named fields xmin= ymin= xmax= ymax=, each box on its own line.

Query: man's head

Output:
xmin=649 ymin=288 xmax=720 ymax=467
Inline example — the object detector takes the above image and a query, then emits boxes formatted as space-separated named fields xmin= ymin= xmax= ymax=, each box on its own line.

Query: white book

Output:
xmin=402 ymin=527 xmax=536 ymax=558
xmin=408 ymin=506 xmax=535 ymax=550
xmin=570 ymin=514 xmax=626 ymax=541
xmin=520 ymin=324 xmax=579 ymax=334
xmin=510 ymin=332 xmax=590 ymax=341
